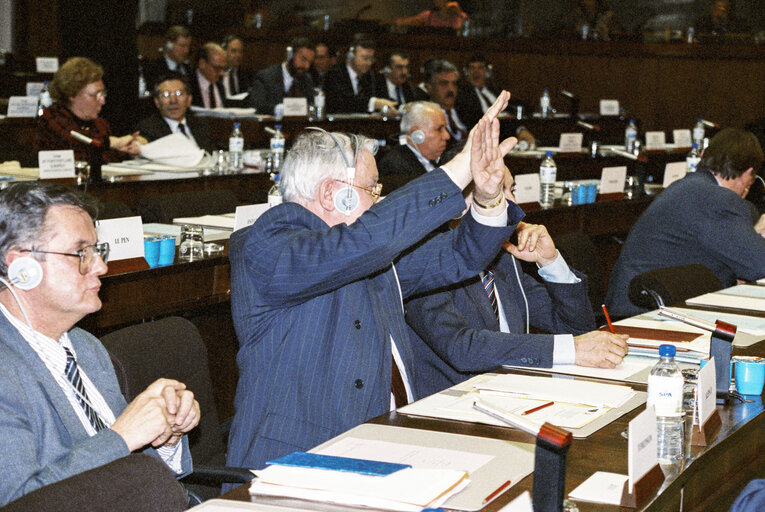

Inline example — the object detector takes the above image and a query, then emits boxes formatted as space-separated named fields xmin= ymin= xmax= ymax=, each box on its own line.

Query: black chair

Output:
xmin=96 ymin=200 xmax=135 ymax=220
xmin=0 ymin=454 xmax=187 ymax=512
xmin=554 ymin=231 xmax=605 ymax=319
xmin=628 ymin=264 xmax=724 ymax=310
xmin=137 ymin=189 xmax=240 ymax=223
xmin=101 ymin=316 xmax=251 ymax=500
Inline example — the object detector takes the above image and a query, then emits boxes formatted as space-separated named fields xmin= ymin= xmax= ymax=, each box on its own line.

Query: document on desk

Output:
xmin=568 ymin=471 xmax=629 ymax=505
xmin=310 ymin=423 xmax=534 ymax=511
xmin=686 ymin=289 xmax=765 ymax=312
xmin=140 ymin=133 xmax=206 ymax=167
xmin=505 ymin=355 xmax=655 ymax=383
xmin=602 ymin=316 xmax=710 ymax=361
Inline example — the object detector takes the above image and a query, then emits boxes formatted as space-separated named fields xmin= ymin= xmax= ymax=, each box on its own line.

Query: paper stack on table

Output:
xmin=140 ymin=133 xmax=205 ymax=167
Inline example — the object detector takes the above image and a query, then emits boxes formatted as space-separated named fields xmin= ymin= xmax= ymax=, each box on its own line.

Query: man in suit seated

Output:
xmin=221 ymin=34 xmax=253 ymax=99
xmin=0 ymin=181 xmax=200 ymax=505
xmin=226 ymin=92 xmax=526 ymax=471
xmin=323 ymin=33 xmax=398 ymax=114
xmin=378 ymin=101 xmax=450 ymax=176
xmin=606 ymin=128 xmax=765 ymax=317
xmin=375 ymin=52 xmax=417 ymax=106
xmin=310 ymin=41 xmax=335 ymax=90
xmin=190 ymin=43 xmax=228 ymax=109
xmin=247 ymin=37 xmax=316 ymax=116
xmin=144 ymin=25 xmax=192 ymax=88
xmin=136 ymin=72 xmax=216 ymax=153
xmin=421 ymin=59 xmax=469 ymax=143
xmin=456 ymin=54 xmax=535 ymax=149
xmin=405 ymin=166 xmax=628 ymax=399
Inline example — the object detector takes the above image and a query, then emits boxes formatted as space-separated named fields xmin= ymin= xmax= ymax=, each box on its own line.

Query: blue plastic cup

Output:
xmin=586 ymin=183 xmax=598 ymax=203
xmin=574 ymin=184 xmax=587 ymax=205
xmin=733 ymin=357 xmax=765 ymax=395
xmin=144 ymin=237 xmax=161 ymax=268
xmin=158 ymin=235 xmax=176 ymax=266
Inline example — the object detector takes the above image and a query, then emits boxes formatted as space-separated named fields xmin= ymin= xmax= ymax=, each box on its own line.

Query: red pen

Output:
xmin=602 ymin=304 xmax=615 ymax=334
xmin=482 ymin=479 xmax=512 ymax=504
xmin=521 ymin=401 xmax=554 ymax=416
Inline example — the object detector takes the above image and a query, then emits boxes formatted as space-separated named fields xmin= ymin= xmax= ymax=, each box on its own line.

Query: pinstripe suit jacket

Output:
xmin=0 ymin=313 xmax=191 ymax=505
xmin=226 ymin=169 xmax=524 ymax=470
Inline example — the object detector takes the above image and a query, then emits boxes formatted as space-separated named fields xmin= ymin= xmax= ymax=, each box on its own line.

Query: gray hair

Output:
xmin=423 ymin=59 xmax=457 ymax=85
xmin=280 ymin=130 xmax=378 ymax=203
xmin=0 ymin=182 xmax=97 ymax=277
xmin=400 ymin=101 xmax=441 ymax=133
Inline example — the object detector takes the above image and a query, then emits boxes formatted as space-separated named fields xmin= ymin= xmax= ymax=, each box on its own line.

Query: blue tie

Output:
xmin=482 ymin=269 xmax=499 ymax=321
xmin=64 ymin=347 xmax=106 ymax=431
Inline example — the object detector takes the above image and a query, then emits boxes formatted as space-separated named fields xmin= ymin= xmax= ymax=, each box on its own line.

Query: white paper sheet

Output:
xmin=568 ymin=471 xmax=628 ymax=505
xmin=686 ymin=292 xmax=765 ymax=312
xmin=139 ymin=133 xmax=205 ymax=167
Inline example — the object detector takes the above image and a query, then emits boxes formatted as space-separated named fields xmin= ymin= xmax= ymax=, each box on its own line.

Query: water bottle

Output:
xmin=37 ymin=81 xmax=52 ymax=117
xmin=137 ymin=56 xmax=150 ymax=98
xmin=314 ymin=89 xmax=325 ymax=120
xmin=539 ymin=151 xmax=557 ymax=208
xmin=228 ymin=122 xmax=244 ymax=172
xmin=540 ymin=89 xmax=552 ymax=119
xmin=692 ymin=119 xmax=705 ymax=150
xmin=647 ymin=344 xmax=684 ymax=464
xmin=686 ymin=143 xmax=701 ymax=173
xmin=270 ymin=124 xmax=286 ymax=171
xmin=268 ymin=173 xmax=282 ymax=207
xmin=625 ymin=119 xmax=638 ymax=154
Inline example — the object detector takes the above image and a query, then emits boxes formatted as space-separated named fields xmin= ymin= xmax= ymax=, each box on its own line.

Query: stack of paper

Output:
xmin=687 ymin=284 xmax=765 ymax=312
xmin=605 ymin=317 xmax=710 ymax=362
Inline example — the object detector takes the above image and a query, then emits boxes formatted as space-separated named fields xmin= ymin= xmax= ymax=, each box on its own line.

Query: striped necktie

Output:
xmin=482 ymin=269 xmax=499 ymax=322
xmin=63 ymin=347 xmax=106 ymax=431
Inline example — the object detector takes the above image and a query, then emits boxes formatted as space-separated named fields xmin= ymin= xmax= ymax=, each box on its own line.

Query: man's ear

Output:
xmin=317 ymin=178 xmax=336 ymax=213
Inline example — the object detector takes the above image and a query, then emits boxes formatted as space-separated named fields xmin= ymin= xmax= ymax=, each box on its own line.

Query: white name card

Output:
xmin=697 ymin=357 xmax=716 ymax=429
xmin=38 ymin=150 xmax=75 ymax=179
xmin=234 ymin=203 xmax=269 ymax=232
xmin=663 ymin=161 xmax=686 ymax=188
xmin=673 ymin=129 xmax=692 ymax=148
xmin=599 ymin=166 xmax=627 ymax=194
xmin=558 ymin=132 xmax=583 ymax=153
xmin=599 ymin=99 xmax=620 ymax=116
xmin=26 ymin=82 xmax=45 ymax=97
xmin=628 ymin=406 xmax=658 ymax=493
xmin=35 ymin=57 xmax=59 ymax=73
xmin=500 ymin=491 xmax=533 ymax=512
xmin=283 ymin=97 xmax=308 ymax=117
xmin=513 ymin=173 xmax=540 ymax=205
xmin=95 ymin=216 xmax=145 ymax=261
xmin=644 ymin=131 xmax=666 ymax=150
xmin=6 ymin=96 xmax=38 ymax=118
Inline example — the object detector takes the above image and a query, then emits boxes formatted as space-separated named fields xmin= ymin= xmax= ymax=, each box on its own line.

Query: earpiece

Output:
xmin=381 ymin=66 xmax=391 ymax=75
xmin=410 ymin=130 xmax=425 ymax=145
xmin=307 ymin=128 xmax=361 ymax=216
xmin=464 ymin=63 xmax=492 ymax=80
xmin=346 ymin=46 xmax=356 ymax=63
xmin=164 ymin=41 xmax=173 ymax=53
xmin=8 ymin=257 xmax=43 ymax=291
xmin=286 ymin=45 xmax=294 ymax=61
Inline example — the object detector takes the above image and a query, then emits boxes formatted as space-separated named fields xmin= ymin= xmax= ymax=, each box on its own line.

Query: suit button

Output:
xmin=521 ymin=358 xmax=528 ymax=364
xmin=355 ymin=320 xmax=361 ymax=329
xmin=440 ymin=192 xmax=448 ymax=199
xmin=428 ymin=199 xmax=436 ymax=207
xmin=354 ymin=379 xmax=364 ymax=389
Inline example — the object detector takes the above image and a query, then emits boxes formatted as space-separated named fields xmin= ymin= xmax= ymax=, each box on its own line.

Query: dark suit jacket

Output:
xmin=378 ymin=144 xmax=428 ymax=177
xmin=135 ymin=112 xmax=216 ymax=153
xmin=224 ymin=67 xmax=254 ymax=97
xmin=374 ymin=76 xmax=416 ymax=105
xmin=605 ymin=170 xmax=765 ymax=317
xmin=406 ymin=252 xmax=595 ymax=399
xmin=324 ymin=62 xmax=378 ymax=114
xmin=247 ymin=63 xmax=315 ymax=115
xmin=144 ymin=57 xmax=191 ymax=89
xmin=189 ymin=71 xmax=227 ymax=109
xmin=226 ymin=168 xmax=525 ymax=470
xmin=455 ymin=84 xmax=528 ymax=130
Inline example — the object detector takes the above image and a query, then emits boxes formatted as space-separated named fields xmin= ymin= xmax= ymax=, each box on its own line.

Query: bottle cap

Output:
xmin=275 ymin=124 xmax=282 ymax=130
xmin=659 ymin=344 xmax=676 ymax=357
xmin=545 ymin=150 xmax=553 ymax=157
xmin=234 ymin=122 xmax=241 ymax=128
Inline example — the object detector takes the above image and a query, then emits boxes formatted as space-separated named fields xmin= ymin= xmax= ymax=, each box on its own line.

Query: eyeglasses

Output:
xmin=334 ymin=180 xmax=383 ymax=202
xmin=84 ymin=89 xmax=107 ymax=99
xmin=20 ymin=243 xmax=110 ymax=275
xmin=158 ymin=90 xmax=187 ymax=100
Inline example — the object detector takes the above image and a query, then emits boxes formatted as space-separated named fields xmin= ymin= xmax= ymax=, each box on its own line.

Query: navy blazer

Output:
xmin=406 ymin=252 xmax=595 ymax=399
xmin=455 ymin=84 xmax=528 ymax=131
xmin=247 ymin=63 xmax=315 ymax=115
xmin=226 ymin=169 xmax=524 ymax=470
xmin=606 ymin=170 xmax=765 ymax=317
xmin=135 ymin=111 xmax=216 ymax=153
xmin=374 ymin=75 xmax=416 ymax=105
xmin=324 ymin=62 xmax=378 ymax=114
xmin=189 ymin=71 xmax=227 ymax=109
xmin=378 ymin=144 xmax=428 ymax=177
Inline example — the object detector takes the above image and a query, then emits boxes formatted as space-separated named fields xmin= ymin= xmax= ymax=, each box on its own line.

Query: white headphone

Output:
xmin=308 ymin=128 xmax=361 ymax=215
xmin=8 ymin=256 xmax=43 ymax=291
xmin=164 ymin=41 xmax=174 ymax=53
xmin=410 ymin=130 xmax=425 ymax=145
xmin=286 ymin=45 xmax=294 ymax=61
xmin=346 ymin=46 xmax=356 ymax=63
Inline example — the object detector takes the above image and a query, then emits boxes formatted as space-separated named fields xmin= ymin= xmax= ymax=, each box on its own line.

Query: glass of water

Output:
xmin=178 ymin=225 xmax=204 ymax=261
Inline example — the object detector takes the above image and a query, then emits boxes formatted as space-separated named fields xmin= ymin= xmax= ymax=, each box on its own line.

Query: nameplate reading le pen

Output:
xmin=266 ymin=451 xmax=411 ymax=476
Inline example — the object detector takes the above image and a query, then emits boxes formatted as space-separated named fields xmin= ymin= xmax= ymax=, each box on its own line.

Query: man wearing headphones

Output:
xmin=221 ymin=35 xmax=252 ymax=98
xmin=323 ymin=34 xmax=398 ymax=114
xmin=144 ymin=25 xmax=192 ymax=88
xmin=378 ymin=101 xmax=450 ymax=176
xmin=227 ymin=93 xmax=524 ymax=471
xmin=247 ymin=37 xmax=316 ymax=115
xmin=405 ymin=163 xmax=629 ymax=399
xmin=0 ymin=182 xmax=199 ymax=505
xmin=190 ymin=42 xmax=228 ymax=109
xmin=374 ymin=52 xmax=416 ymax=106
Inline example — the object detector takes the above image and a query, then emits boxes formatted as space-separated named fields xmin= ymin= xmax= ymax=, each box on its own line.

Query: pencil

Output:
xmin=602 ymin=304 xmax=615 ymax=334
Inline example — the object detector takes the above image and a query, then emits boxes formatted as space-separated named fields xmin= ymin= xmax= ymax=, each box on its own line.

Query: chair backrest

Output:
xmin=96 ymin=200 xmax=135 ymax=220
xmin=628 ymin=264 xmax=724 ymax=310
xmin=138 ymin=189 xmax=239 ymax=223
xmin=554 ymin=231 xmax=605 ymax=314
xmin=101 ymin=317 xmax=225 ymax=466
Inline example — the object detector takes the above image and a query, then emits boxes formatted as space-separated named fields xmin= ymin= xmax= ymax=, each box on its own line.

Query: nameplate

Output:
xmin=234 ymin=203 xmax=269 ymax=232
xmin=663 ymin=162 xmax=686 ymax=188
xmin=697 ymin=357 xmax=716 ymax=428
xmin=673 ymin=129 xmax=692 ymax=148
xmin=38 ymin=150 xmax=75 ymax=179
xmin=35 ymin=57 xmax=59 ymax=73
xmin=599 ymin=99 xmax=620 ymax=116
xmin=6 ymin=96 xmax=38 ymax=118
xmin=644 ymin=131 xmax=666 ymax=150
xmin=26 ymin=82 xmax=45 ymax=97
xmin=600 ymin=166 xmax=627 ymax=194
xmin=283 ymin=97 xmax=308 ymax=117
xmin=558 ymin=133 xmax=583 ymax=153
xmin=95 ymin=216 xmax=145 ymax=261
xmin=513 ymin=173 xmax=540 ymax=205
xmin=628 ymin=406 xmax=658 ymax=492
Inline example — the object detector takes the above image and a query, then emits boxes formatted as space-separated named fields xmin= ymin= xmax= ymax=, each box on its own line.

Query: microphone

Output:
xmin=70 ymin=130 xmax=103 ymax=147
xmin=609 ymin=147 xmax=648 ymax=163
xmin=700 ymin=119 xmax=720 ymax=129
xmin=560 ymin=90 xmax=576 ymax=100
xmin=576 ymin=120 xmax=600 ymax=132
xmin=560 ymin=90 xmax=579 ymax=119
xmin=263 ymin=126 xmax=277 ymax=136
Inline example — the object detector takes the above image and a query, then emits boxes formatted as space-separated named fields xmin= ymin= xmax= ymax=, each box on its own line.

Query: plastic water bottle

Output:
xmin=539 ymin=151 xmax=557 ymax=208
xmin=625 ymin=119 xmax=638 ymax=154
xmin=268 ymin=173 xmax=282 ymax=207
xmin=37 ymin=81 xmax=52 ymax=117
xmin=137 ymin=56 xmax=150 ymax=98
xmin=686 ymin=143 xmax=701 ymax=173
xmin=270 ymin=124 xmax=286 ymax=171
xmin=540 ymin=88 xmax=552 ymax=119
xmin=647 ymin=344 xmax=684 ymax=464
xmin=692 ymin=119 xmax=705 ymax=150
xmin=314 ymin=88 xmax=325 ymax=120
xmin=228 ymin=122 xmax=244 ymax=172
